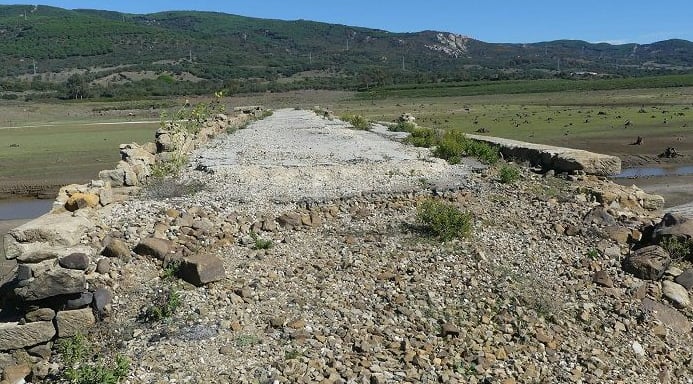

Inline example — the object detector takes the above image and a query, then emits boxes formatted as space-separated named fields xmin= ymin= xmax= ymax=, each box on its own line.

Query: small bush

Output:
xmin=405 ymin=127 xmax=437 ymax=148
xmin=150 ymin=154 xmax=189 ymax=178
xmin=660 ymin=236 xmax=693 ymax=260
xmin=498 ymin=164 xmax=521 ymax=184
xmin=57 ymin=333 xmax=130 ymax=384
xmin=141 ymin=289 xmax=182 ymax=322
xmin=416 ymin=199 xmax=473 ymax=241
xmin=250 ymin=232 xmax=273 ymax=250
xmin=340 ymin=114 xmax=371 ymax=130
xmin=434 ymin=131 xmax=499 ymax=165
xmin=389 ymin=121 xmax=417 ymax=132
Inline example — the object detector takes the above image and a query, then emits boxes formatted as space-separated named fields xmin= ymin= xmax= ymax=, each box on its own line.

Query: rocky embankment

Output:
xmin=1 ymin=109 xmax=693 ymax=383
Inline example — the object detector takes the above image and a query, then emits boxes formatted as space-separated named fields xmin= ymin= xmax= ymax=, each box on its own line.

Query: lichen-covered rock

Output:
xmin=65 ymin=192 xmax=99 ymax=212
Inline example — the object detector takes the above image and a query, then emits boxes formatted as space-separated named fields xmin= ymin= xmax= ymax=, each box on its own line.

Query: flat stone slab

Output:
xmin=466 ymin=134 xmax=621 ymax=176
xmin=4 ymin=212 xmax=91 ymax=260
xmin=0 ymin=321 xmax=55 ymax=351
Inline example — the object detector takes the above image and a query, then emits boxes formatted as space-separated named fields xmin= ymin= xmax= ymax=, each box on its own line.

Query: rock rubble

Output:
xmin=2 ymin=108 xmax=692 ymax=383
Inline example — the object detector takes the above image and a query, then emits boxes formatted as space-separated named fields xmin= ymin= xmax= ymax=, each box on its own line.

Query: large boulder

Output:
xmin=12 ymin=244 xmax=93 ymax=264
xmin=0 ymin=321 xmax=55 ymax=351
xmin=179 ymin=254 xmax=225 ymax=286
xmin=98 ymin=168 xmax=126 ymax=187
xmin=5 ymin=212 xmax=90 ymax=248
xmin=650 ymin=213 xmax=693 ymax=244
xmin=623 ymin=245 xmax=670 ymax=281
xmin=3 ymin=213 xmax=91 ymax=260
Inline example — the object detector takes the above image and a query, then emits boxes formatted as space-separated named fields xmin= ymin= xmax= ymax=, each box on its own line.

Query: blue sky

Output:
xmin=1 ymin=1 xmax=691 ymax=44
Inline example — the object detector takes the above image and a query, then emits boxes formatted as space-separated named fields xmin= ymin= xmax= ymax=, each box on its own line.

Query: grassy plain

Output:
xmin=332 ymin=86 xmax=693 ymax=165
xmin=0 ymin=99 xmax=161 ymax=197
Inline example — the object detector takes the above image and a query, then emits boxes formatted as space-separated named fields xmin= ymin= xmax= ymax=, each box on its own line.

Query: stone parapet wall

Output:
xmin=466 ymin=134 xmax=622 ymax=176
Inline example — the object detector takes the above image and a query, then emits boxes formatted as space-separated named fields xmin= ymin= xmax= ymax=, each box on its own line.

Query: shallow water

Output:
xmin=0 ymin=199 xmax=53 ymax=220
xmin=615 ymin=165 xmax=693 ymax=178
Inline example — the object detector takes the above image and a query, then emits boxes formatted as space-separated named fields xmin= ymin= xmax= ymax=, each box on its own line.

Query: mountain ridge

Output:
xmin=0 ymin=5 xmax=691 ymax=99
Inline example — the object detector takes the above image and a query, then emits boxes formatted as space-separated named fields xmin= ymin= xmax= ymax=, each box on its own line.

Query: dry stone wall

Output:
xmin=0 ymin=106 xmax=258 ymax=370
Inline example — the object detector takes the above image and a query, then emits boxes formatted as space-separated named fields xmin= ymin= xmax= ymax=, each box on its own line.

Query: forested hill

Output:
xmin=0 ymin=4 xmax=691 ymax=99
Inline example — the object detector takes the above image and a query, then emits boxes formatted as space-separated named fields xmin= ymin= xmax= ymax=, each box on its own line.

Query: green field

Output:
xmin=1 ymin=82 xmax=692 ymax=198
xmin=0 ymin=121 xmax=157 ymax=194
xmin=335 ymin=86 xmax=693 ymax=154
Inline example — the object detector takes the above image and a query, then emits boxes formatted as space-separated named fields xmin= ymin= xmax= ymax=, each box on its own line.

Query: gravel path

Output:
xmin=189 ymin=109 xmax=479 ymax=207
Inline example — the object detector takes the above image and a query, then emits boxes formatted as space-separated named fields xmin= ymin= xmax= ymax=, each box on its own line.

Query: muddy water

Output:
xmin=0 ymin=199 xmax=53 ymax=220
xmin=0 ymin=199 xmax=53 ymax=254
xmin=615 ymin=165 xmax=693 ymax=179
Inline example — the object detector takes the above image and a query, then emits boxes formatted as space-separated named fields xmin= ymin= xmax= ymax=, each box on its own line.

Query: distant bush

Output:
xmin=389 ymin=120 xmax=417 ymax=132
xmin=434 ymin=131 xmax=499 ymax=165
xmin=416 ymin=199 xmax=473 ymax=241
xmin=498 ymin=164 xmax=521 ymax=184
xmin=340 ymin=114 xmax=371 ymax=130
xmin=405 ymin=127 xmax=437 ymax=148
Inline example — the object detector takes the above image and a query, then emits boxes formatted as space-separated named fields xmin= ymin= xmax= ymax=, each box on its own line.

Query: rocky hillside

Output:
xmin=1 ymin=109 xmax=692 ymax=383
xmin=0 ymin=5 xmax=691 ymax=98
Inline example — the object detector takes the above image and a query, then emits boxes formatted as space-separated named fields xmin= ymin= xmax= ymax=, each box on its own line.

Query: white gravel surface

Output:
xmin=190 ymin=109 xmax=480 ymax=206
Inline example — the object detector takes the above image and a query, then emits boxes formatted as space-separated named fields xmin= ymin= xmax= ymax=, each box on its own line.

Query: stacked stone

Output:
xmin=0 ymin=109 xmax=254 ymax=379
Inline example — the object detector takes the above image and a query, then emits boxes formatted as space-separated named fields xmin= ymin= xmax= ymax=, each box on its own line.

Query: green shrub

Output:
xmin=57 ymin=333 xmax=130 ymax=384
xmin=434 ymin=131 xmax=499 ymax=165
xmin=250 ymin=232 xmax=273 ymax=250
xmin=340 ymin=114 xmax=371 ymax=130
xmin=141 ymin=288 xmax=182 ymax=322
xmin=660 ymin=236 xmax=693 ymax=260
xmin=416 ymin=199 xmax=473 ymax=241
xmin=498 ymin=164 xmax=521 ymax=184
xmin=405 ymin=127 xmax=437 ymax=147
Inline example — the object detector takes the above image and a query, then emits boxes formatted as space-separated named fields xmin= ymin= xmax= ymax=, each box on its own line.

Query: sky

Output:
xmin=1 ymin=0 xmax=691 ymax=44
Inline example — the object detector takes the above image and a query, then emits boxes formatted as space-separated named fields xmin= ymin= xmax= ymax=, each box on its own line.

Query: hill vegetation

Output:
xmin=0 ymin=5 xmax=691 ymax=100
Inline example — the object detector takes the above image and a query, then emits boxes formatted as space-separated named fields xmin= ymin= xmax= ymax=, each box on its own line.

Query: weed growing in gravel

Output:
xmin=235 ymin=334 xmax=261 ymax=347
xmin=660 ymin=236 xmax=693 ymax=260
xmin=340 ymin=114 xmax=371 ymax=130
xmin=416 ymin=199 xmax=473 ymax=241
xmin=57 ymin=333 xmax=130 ymax=384
xmin=250 ymin=232 xmax=273 ymax=250
xmin=498 ymin=164 xmax=521 ymax=184
xmin=434 ymin=130 xmax=499 ymax=165
xmin=284 ymin=348 xmax=304 ymax=360
xmin=143 ymin=177 xmax=206 ymax=199
xmin=586 ymin=248 xmax=600 ymax=260
xmin=162 ymin=260 xmax=182 ymax=280
xmin=141 ymin=288 xmax=182 ymax=322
